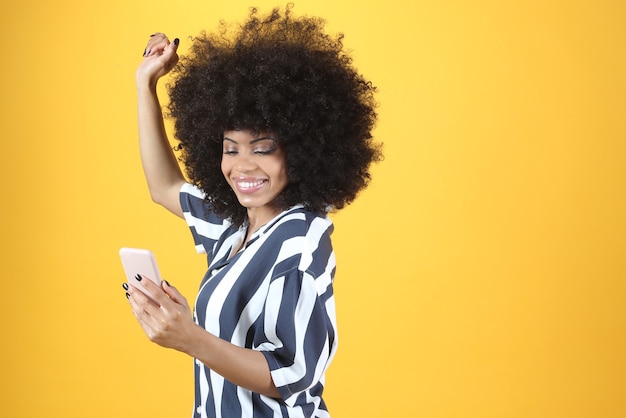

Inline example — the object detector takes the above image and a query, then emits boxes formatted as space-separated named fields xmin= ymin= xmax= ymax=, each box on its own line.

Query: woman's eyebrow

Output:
xmin=250 ymin=137 xmax=275 ymax=144
xmin=222 ymin=136 xmax=275 ymax=144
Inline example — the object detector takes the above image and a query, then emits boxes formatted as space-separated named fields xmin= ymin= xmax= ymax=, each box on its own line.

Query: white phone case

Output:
xmin=119 ymin=247 xmax=163 ymax=302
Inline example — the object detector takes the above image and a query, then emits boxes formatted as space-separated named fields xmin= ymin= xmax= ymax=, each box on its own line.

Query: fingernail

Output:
xmin=122 ymin=283 xmax=129 ymax=290
xmin=125 ymin=293 xmax=130 ymax=299
xmin=135 ymin=274 xmax=142 ymax=281
xmin=164 ymin=280 xmax=171 ymax=287
xmin=142 ymin=48 xmax=147 ymax=57
xmin=150 ymin=33 xmax=156 ymax=37
xmin=173 ymin=38 xmax=179 ymax=46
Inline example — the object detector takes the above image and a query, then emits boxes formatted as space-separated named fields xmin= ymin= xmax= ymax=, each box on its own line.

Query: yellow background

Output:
xmin=1 ymin=0 xmax=625 ymax=417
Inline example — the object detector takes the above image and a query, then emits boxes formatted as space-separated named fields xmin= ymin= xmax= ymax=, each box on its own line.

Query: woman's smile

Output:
xmin=221 ymin=130 xmax=288 ymax=223
xmin=234 ymin=178 xmax=268 ymax=193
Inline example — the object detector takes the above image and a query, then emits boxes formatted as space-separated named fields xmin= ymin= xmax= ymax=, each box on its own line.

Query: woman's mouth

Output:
xmin=235 ymin=179 xmax=267 ymax=193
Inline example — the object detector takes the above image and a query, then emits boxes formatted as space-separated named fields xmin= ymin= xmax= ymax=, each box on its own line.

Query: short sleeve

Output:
xmin=179 ymin=182 xmax=233 ymax=256
xmin=257 ymin=268 xmax=337 ymax=406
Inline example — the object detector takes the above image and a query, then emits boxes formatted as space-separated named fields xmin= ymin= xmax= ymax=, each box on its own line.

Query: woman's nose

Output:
xmin=234 ymin=154 xmax=257 ymax=171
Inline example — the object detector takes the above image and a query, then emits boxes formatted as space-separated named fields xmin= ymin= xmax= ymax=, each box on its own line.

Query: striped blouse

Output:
xmin=180 ymin=183 xmax=338 ymax=418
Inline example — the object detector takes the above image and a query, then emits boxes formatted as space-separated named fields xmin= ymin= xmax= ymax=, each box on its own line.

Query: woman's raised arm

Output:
xmin=135 ymin=34 xmax=185 ymax=218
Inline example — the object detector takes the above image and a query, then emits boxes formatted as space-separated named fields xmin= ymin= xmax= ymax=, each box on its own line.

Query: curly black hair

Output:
xmin=167 ymin=4 xmax=382 ymax=227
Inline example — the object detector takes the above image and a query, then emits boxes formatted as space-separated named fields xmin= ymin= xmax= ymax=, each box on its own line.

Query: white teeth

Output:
xmin=238 ymin=180 xmax=264 ymax=189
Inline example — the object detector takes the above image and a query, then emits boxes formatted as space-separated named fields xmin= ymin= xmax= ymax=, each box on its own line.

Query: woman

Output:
xmin=123 ymin=5 xmax=381 ymax=417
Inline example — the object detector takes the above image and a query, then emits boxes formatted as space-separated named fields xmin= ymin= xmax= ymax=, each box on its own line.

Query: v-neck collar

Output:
xmin=243 ymin=204 xmax=304 ymax=250
xmin=218 ymin=204 xmax=306 ymax=266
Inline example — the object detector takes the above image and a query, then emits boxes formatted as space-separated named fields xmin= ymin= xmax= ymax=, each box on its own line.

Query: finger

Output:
xmin=160 ymin=37 xmax=180 ymax=66
xmin=161 ymin=280 xmax=188 ymax=307
xmin=143 ymin=33 xmax=171 ymax=57
xmin=127 ymin=284 xmax=161 ymax=321
xmin=128 ymin=284 xmax=186 ymax=346
xmin=132 ymin=274 xmax=169 ymax=306
xmin=127 ymin=291 xmax=160 ymax=339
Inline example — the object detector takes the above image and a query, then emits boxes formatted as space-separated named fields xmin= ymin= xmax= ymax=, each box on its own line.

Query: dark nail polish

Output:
xmin=150 ymin=33 xmax=156 ymax=37
xmin=173 ymin=38 xmax=179 ymax=46
xmin=122 ymin=283 xmax=129 ymax=290
xmin=135 ymin=274 xmax=142 ymax=281
xmin=125 ymin=293 xmax=130 ymax=299
xmin=164 ymin=280 xmax=171 ymax=287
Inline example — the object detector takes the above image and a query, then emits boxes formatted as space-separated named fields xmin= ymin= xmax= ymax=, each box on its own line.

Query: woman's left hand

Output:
xmin=124 ymin=275 xmax=280 ymax=398
xmin=124 ymin=276 xmax=197 ymax=352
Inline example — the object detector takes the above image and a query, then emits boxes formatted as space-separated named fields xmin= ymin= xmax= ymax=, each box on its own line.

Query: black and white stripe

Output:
xmin=180 ymin=183 xmax=338 ymax=418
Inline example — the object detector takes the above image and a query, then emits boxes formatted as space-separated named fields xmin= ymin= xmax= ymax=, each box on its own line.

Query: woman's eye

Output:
xmin=222 ymin=145 xmax=276 ymax=155
xmin=254 ymin=147 xmax=276 ymax=155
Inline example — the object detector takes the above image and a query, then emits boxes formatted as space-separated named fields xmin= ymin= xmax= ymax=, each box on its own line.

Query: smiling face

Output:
xmin=221 ymin=130 xmax=289 ymax=224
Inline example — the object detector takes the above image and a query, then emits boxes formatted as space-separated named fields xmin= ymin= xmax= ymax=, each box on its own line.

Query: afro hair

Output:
xmin=167 ymin=4 xmax=382 ymax=227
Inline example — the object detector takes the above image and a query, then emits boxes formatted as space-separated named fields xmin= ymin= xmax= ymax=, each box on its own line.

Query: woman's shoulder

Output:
xmin=265 ymin=207 xmax=335 ymax=281
xmin=270 ymin=206 xmax=333 ymax=238
xmin=264 ymin=206 xmax=334 ymax=261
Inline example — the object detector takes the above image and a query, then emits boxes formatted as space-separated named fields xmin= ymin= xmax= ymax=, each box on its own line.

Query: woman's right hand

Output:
xmin=136 ymin=33 xmax=180 ymax=89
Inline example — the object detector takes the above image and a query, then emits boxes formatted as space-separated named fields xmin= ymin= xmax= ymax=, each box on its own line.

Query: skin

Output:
xmin=222 ymin=129 xmax=288 ymax=250
xmin=127 ymin=33 xmax=281 ymax=399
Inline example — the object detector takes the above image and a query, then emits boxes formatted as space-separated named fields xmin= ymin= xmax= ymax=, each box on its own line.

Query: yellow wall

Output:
xmin=1 ymin=1 xmax=625 ymax=417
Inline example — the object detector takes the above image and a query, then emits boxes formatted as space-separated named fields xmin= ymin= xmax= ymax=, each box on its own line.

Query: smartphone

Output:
xmin=119 ymin=247 xmax=163 ymax=302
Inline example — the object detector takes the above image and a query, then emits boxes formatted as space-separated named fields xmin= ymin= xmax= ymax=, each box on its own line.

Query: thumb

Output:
xmin=162 ymin=280 xmax=187 ymax=305
xmin=161 ymin=38 xmax=180 ymax=71
xmin=165 ymin=37 xmax=180 ymax=56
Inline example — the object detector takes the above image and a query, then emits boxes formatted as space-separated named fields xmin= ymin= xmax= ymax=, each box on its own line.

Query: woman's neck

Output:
xmin=245 ymin=206 xmax=282 ymax=236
